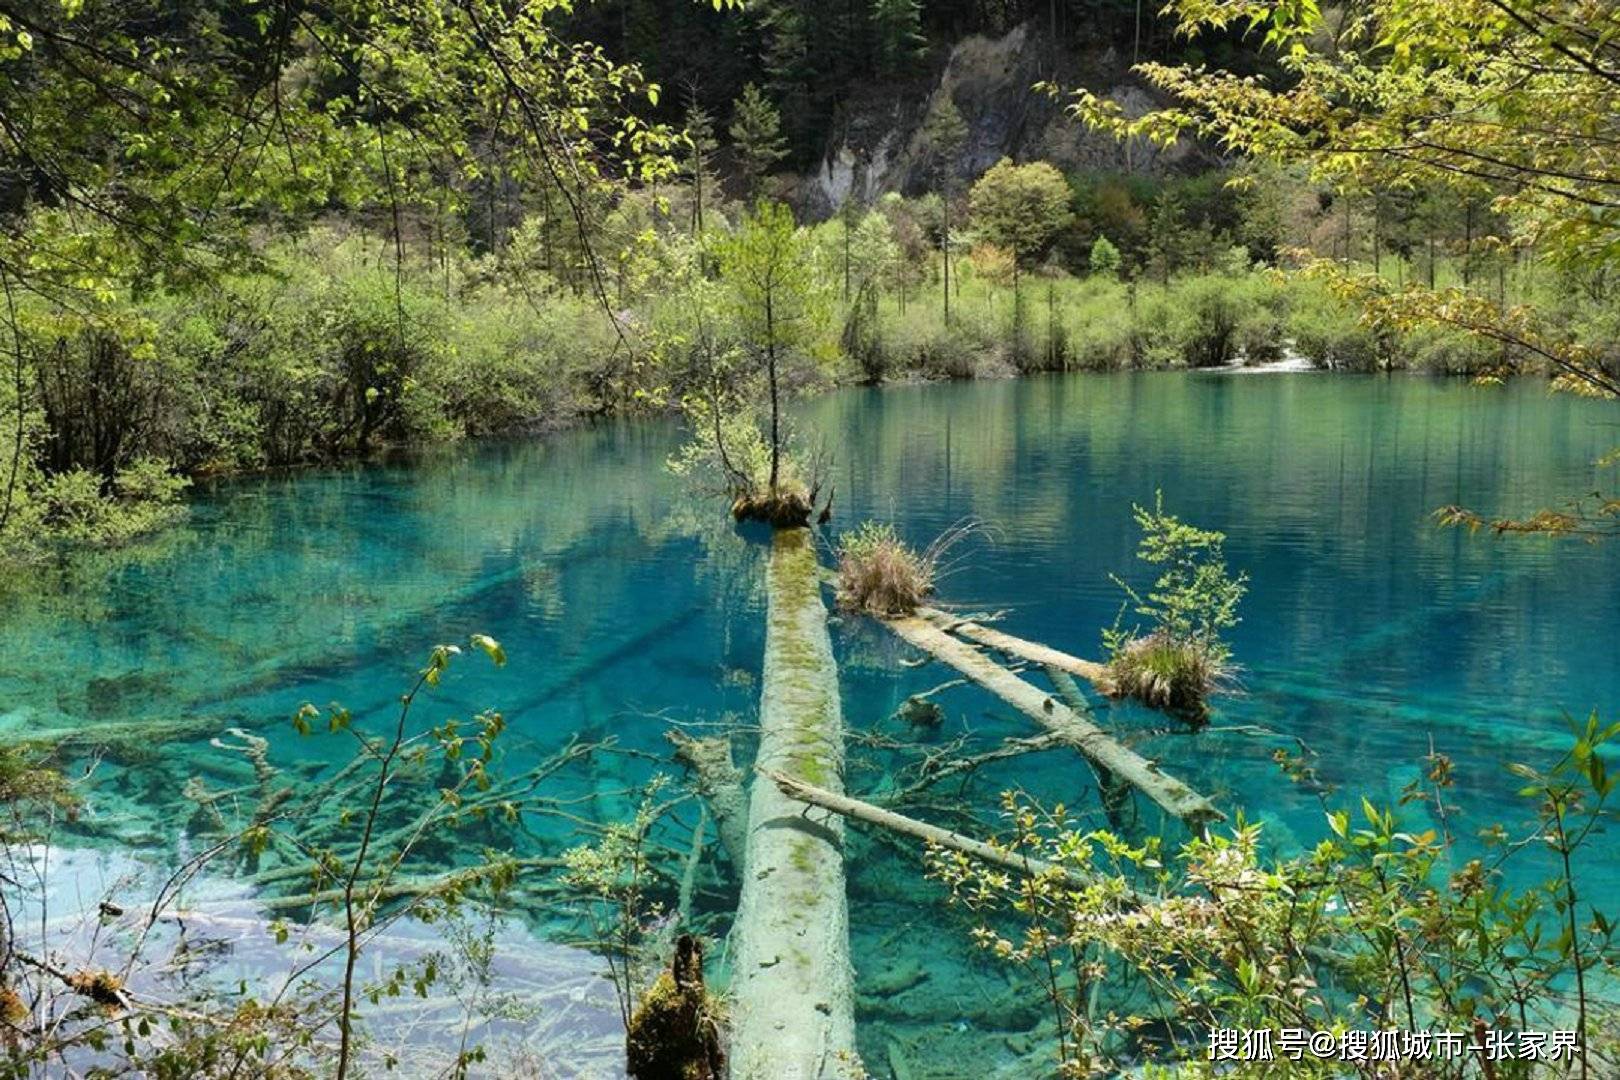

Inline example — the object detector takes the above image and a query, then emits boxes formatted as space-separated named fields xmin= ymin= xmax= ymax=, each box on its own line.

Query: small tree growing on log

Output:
xmin=1101 ymin=492 xmax=1246 ymax=720
xmin=713 ymin=200 xmax=831 ymax=526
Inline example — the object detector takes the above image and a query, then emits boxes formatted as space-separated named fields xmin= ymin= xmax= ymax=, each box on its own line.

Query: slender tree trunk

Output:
xmin=766 ymin=292 xmax=779 ymax=494
xmin=1047 ymin=277 xmax=1056 ymax=368
xmin=1372 ymin=196 xmax=1381 ymax=276
xmin=1463 ymin=202 xmax=1474 ymax=286
xmin=842 ymin=211 xmax=851 ymax=303
xmin=941 ymin=189 xmax=951 ymax=326
xmin=0 ymin=270 xmax=24 ymax=539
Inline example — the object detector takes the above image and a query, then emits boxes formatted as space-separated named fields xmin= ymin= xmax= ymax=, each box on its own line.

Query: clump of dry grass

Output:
xmin=1098 ymin=630 xmax=1233 ymax=721
xmin=834 ymin=520 xmax=980 ymax=616
xmin=834 ymin=523 xmax=933 ymax=615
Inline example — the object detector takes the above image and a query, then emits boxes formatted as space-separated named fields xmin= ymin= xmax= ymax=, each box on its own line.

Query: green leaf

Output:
xmin=1326 ymin=809 xmax=1349 ymax=838
xmin=470 ymin=633 xmax=506 ymax=667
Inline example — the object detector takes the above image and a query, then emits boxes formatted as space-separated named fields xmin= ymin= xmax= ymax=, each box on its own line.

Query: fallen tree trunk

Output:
xmin=730 ymin=527 xmax=857 ymax=1080
xmin=880 ymin=614 xmax=1223 ymax=830
xmin=667 ymin=731 xmax=748 ymax=871
xmin=916 ymin=606 xmax=1108 ymax=688
xmin=1044 ymin=664 xmax=1132 ymax=828
xmin=765 ymin=770 xmax=1125 ymax=896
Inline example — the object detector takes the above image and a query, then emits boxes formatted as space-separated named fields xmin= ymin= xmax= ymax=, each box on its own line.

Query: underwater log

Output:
xmin=764 ymin=770 xmax=1132 ymax=897
xmin=667 ymin=731 xmax=749 ymax=872
xmin=916 ymin=606 xmax=1109 ymax=688
xmin=729 ymin=527 xmax=858 ymax=1080
xmin=1043 ymin=664 xmax=1133 ymax=828
xmin=880 ymin=613 xmax=1223 ymax=830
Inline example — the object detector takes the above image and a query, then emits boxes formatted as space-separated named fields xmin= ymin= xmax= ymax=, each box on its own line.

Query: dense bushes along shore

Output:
xmin=0 ymin=181 xmax=1599 ymax=559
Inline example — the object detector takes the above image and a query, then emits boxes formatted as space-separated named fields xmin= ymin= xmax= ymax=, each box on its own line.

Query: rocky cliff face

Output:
xmin=791 ymin=23 xmax=1196 ymax=219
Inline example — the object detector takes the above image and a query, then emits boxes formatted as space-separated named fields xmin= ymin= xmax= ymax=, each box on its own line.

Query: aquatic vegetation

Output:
xmin=1097 ymin=629 xmax=1233 ymax=719
xmin=833 ymin=519 xmax=981 ymax=616
xmin=561 ymin=777 xmax=672 ymax=1029
xmin=729 ymin=480 xmax=815 ymax=528
xmin=1102 ymin=493 xmax=1246 ymax=719
xmin=666 ymin=359 xmax=828 ymax=528
xmin=0 ymin=636 xmax=556 ymax=1078
xmin=834 ymin=522 xmax=936 ymax=615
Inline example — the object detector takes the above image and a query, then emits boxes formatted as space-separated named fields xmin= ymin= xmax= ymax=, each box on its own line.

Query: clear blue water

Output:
xmin=4 ymin=372 xmax=1618 ymax=1075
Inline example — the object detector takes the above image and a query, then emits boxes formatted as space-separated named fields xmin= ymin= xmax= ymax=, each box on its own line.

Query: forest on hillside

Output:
xmin=1 ymin=0 xmax=1618 ymax=1076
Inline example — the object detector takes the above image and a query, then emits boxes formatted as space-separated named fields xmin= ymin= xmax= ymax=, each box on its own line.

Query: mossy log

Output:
xmin=3 ymin=713 xmax=233 ymax=755
xmin=627 ymin=934 xmax=725 ymax=1080
xmin=730 ymin=527 xmax=858 ymax=1080
xmin=915 ymin=607 xmax=1108 ymax=688
xmin=879 ymin=613 xmax=1223 ymax=830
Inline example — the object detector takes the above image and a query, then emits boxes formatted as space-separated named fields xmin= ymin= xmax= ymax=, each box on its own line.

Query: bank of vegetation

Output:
xmin=6 ymin=72 xmax=1616 ymax=560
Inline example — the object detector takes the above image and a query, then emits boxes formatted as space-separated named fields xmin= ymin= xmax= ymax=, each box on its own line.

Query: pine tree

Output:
xmin=729 ymin=83 xmax=789 ymax=199
xmin=870 ymin=0 xmax=926 ymax=77
xmin=1145 ymin=190 xmax=1188 ymax=286
xmin=920 ymin=97 xmax=968 ymax=324
xmin=683 ymin=95 xmax=719 ymax=235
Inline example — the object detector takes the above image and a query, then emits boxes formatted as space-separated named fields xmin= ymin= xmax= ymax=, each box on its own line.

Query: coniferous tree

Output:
xmin=1144 ymin=189 xmax=1189 ymax=285
xmin=683 ymin=94 xmax=720 ymax=235
xmin=719 ymin=200 xmax=820 ymax=497
xmin=871 ymin=0 xmax=926 ymax=76
xmin=1089 ymin=235 xmax=1122 ymax=278
xmin=729 ymin=83 xmax=790 ymax=198
xmin=920 ymin=97 xmax=968 ymax=324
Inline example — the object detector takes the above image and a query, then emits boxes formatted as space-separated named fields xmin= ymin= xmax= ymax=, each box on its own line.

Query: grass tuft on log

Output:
xmin=1097 ymin=630 xmax=1234 ymax=720
xmin=834 ymin=520 xmax=978 ymax=616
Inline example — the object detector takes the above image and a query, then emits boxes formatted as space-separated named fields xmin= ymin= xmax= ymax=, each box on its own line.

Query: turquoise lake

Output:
xmin=3 ymin=371 xmax=1618 ymax=1075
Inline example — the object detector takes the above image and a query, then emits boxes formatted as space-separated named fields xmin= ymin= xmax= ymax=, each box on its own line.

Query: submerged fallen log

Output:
xmin=729 ymin=527 xmax=857 ymax=1080
xmin=1044 ymin=664 xmax=1133 ymax=828
xmin=667 ymin=731 xmax=748 ymax=871
xmin=886 ymin=732 xmax=1067 ymax=803
xmin=915 ymin=606 xmax=1108 ymax=688
xmin=879 ymin=613 xmax=1223 ymax=830
xmin=765 ymin=770 xmax=1125 ymax=896
xmin=3 ymin=713 xmax=234 ymax=755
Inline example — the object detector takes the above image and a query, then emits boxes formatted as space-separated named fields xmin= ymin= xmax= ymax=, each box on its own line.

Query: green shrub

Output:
xmin=879 ymin=306 xmax=998 ymax=380
xmin=1062 ymin=279 xmax=1134 ymax=369
xmin=32 ymin=459 xmax=189 ymax=547
xmin=1088 ymin=235 xmax=1122 ymax=278
xmin=1401 ymin=321 xmax=1501 ymax=374
xmin=1098 ymin=630 xmax=1233 ymax=716
xmin=1231 ymin=274 xmax=1288 ymax=363
xmin=1287 ymin=281 xmax=1384 ymax=370
xmin=1103 ymin=492 xmax=1247 ymax=719
xmin=933 ymin=715 xmax=1620 ymax=1078
xmin=1132 ymin=285 xmax=1199 ymax=367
